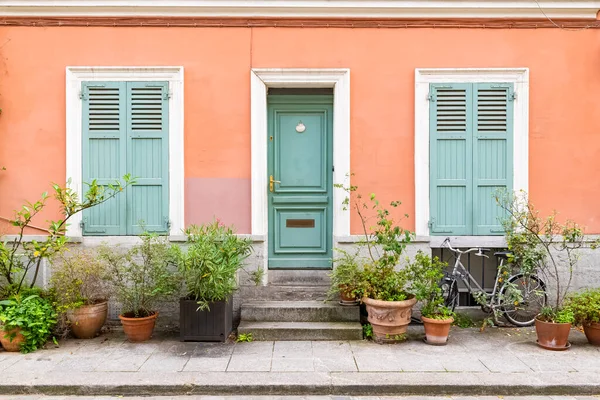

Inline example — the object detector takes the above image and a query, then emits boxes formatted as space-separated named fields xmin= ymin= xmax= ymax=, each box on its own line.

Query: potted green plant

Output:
xmin=496 ymin=190 xmax=597 ymax=351
xmin=0 ymin=288 xmax=57 ymax=353
xmin=50 ymin=249 xmax=110 ymax=339
xmin=327 ymin=249 xmax=362 ymax=305
xmin=100 ymin=233 xmax=180 ymax=342
xmin=176 ymin=220 xmax=252 ymax=342
xmin=335 ymin=180 xmax=416 ymax=344
xmin=566 ymin=288 xmax=600 ymax=346
xmin=407 ymin=251 xmax=454 ymax=345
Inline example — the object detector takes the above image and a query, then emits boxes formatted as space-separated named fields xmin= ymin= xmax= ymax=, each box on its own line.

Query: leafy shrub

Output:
xmin=0 ymin=289 xmax=57 ymax=353
xmin=407 ymin=251 xmax=453 ymax=319
xmin=452 ymin=312 xmax=477 ymax=328
xmin=334 ymin=179 xmax=414 ymax=302
xmin=177 ymin=221 xmax=252 ymax=311
xmin=236 ymin=333 xmax=253 ymax=342
xmin=101 ymin=233 xmax=180 ymax=318
xmin=362 ymin=323 xmax=373 ymax=339
xmin=327 ymin=249 xmax=363 ymax=300
xmin=566 ymin=288 xmax=600 ymax=325
xmin=50 ymin=248 xmax=110 ymax=313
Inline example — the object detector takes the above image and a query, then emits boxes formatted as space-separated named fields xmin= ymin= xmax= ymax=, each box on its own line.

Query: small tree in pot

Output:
xmin=407 ymin=251 xmax=454 ymax=345
xmin=100 ymin=233 xmax=180 ymax=342
xmin=335 ymin=180 xmax=415 ymax=344
xmin=50 ymin=248 xmax=110 ymax=339
xmin=496 ymin=190 xmax=598 ymax=350
xmin=176 ymin=220 xmax=252 ymax=342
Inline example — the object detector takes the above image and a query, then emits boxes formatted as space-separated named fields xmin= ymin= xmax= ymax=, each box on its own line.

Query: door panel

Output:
xmin=268 ymin=95 xmax=333 ymax=269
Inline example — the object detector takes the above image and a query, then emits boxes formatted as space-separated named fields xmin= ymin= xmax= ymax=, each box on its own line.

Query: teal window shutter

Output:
xmin=81 ymin=81 xmax=127 ymax=235
xmin=429 ymin=82 xmax=514 ymax=236
xmin=125 ymin=81 xmax=170 ymax=235
xmin=429 ymin=83 xmax=473 ymax=235
xmin=472 ymin=83 xmax=514 ymax=235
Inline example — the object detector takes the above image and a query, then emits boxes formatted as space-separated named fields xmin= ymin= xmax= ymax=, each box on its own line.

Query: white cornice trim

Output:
xmin=1 ymin=1 xmax=599 ymax=19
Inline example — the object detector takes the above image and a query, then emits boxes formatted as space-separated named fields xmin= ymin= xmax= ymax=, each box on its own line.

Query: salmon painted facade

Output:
xmin=0 ymin=1 xmax=599 ymax=314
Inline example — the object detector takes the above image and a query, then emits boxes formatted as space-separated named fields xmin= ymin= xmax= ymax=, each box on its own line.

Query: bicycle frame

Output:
xmin=442 ymin=237 xmax=547 ymax=326
xmin=448 ymin=249 xmax=499 ymax=302
xmin=443 ymin=238 xmax=503 ymax=309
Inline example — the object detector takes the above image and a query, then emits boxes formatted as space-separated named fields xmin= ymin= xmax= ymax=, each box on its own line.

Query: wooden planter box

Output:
xmin=179 ymin=297 xmax=233 ymax=342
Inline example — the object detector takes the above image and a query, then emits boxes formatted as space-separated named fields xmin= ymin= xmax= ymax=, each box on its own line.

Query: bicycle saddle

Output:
xmin=494 ymin=251 xmax=512 ymax=259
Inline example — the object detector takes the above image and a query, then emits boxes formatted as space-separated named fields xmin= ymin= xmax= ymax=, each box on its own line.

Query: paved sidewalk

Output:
xmin=1 ymin=326 xmax=599 ymax=396
xmin=1 ymin=397 xmax=599 ymax=400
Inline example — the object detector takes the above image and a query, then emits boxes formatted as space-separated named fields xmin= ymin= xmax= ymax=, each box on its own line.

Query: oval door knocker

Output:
xmin=295 ymin=121 xmax=306 ymax=133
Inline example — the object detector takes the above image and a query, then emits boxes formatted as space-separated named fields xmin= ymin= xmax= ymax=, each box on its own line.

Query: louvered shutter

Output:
xmin=126 ymin=82 xmax=170 ymax=234
xmin=473 ymin=83 xmax=514 ymax=235
xmin=429 ymin=83 xmax=473 ymax=235
xmin=81 ymin=82 xmax=127 ymax=235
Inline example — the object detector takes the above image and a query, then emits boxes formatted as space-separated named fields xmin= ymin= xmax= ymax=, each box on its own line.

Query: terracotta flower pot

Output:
xmin=422 ymin=316 xmax=454 ymax=345
xmin=339 ymin=285 xmax=358 ymax=304
xmin=583 ymin=322 xmax=600 ymax=346
xmin=66 ymin=301 xmax=108 ymax=339
xmin=0 ymin=327 xmax=25 ymax=352
xmin=119 ymin=311 xmax=158 ymax=342
xmin=535 ymin=318 xmax=571 ymax=350
xmin=363 ymin=295 xmax=417 ymax=343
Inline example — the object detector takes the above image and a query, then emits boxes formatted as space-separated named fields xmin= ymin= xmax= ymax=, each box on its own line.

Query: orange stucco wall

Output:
xmin=0 ymin=26 xmax=599 ymax=234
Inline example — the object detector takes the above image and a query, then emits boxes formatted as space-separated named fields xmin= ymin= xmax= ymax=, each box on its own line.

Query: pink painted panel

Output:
xmin=184 ymin=177 xmax=251 ymax=234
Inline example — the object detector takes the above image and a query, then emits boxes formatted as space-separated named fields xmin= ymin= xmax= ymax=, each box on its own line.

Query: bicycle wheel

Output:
xmin=440 ymin=276 xmax=459 ymax=311
xmin=500 ymin=274 xmax=547 ymax=327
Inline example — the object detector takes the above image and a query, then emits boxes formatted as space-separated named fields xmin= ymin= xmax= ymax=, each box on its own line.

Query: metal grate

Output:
xmin=432 ymin=247 xmax=505 ymax=307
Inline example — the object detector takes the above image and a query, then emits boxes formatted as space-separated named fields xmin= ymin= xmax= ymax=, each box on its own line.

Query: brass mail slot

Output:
xmin=286 ymin=219 xmax=315 ymax=228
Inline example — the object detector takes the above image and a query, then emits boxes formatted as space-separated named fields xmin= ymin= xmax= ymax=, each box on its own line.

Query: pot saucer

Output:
xmin=536 ymin=339 xmax=571 ymax=351
xmin=339 ymin=300 xmax=360 ymax=306
xmin=422 ymin=337 xmax=448 ymax=346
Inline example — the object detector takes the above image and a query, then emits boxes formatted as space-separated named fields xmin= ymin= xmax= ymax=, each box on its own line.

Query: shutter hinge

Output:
xmin=79 ymin=91 xmax=87 ymax=100
xmin=509 ymin=91 xmax=517 ymax=101
xmin=164 ymin=217 xmax=172 ymax=230
xmin=79 ymin=218 xmax=85 ymax=229
xmin=427 ymin=92 xmax=436 ymax=102
xmin=163 ymin=91 xmax=172 ymax=100
xmin=428 ymin=218 xmax=434 ymax=228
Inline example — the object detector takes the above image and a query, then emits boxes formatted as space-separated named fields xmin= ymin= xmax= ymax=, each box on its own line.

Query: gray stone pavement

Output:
xmin=1 ymin=326 xmax=600 ymax=396
xmin=1 ymin=397 xmax=599 ymax=400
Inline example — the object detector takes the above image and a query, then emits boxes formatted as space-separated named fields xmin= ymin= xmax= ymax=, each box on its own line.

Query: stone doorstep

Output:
xmin=240 ymin=301 xmax=361 ymax=322
xmin=237 ymin=321 xmax=364 ymax=341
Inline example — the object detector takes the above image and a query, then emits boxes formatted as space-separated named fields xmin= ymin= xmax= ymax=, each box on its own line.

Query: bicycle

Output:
xmin=439 ymin=237 xmax=547 ymax=327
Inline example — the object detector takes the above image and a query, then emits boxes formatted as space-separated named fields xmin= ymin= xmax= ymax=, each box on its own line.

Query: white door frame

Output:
xmin=250 ymin=68 xmax=351 ymax=271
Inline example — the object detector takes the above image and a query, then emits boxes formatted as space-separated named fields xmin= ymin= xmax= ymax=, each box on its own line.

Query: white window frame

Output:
xmin=250 ymin=68 xmax=351 ymax=240
xmin=415 ymin=68 xmax=529 ymax=244
xmin=65 ymin=66 xmax=184 ymax=238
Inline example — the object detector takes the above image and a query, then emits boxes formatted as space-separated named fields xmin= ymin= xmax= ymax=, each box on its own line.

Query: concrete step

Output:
xmin=237 ymin=285 xmax=329 ymax=301
xmin=267 ymin=270 xmax=331 ymax=286
xmin=241 ymin=301 xmax=360 ymax=322
xmin=237 ymin=321 xmax=363 ymax=341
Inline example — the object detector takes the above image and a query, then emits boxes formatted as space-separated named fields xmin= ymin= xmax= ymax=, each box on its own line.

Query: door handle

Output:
xmin=269 ymin=175 xmax=281 ymax=192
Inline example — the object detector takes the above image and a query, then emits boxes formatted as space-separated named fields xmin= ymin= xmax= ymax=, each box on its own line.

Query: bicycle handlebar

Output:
xmin=442 ymin=237 xmax=490 ymax=258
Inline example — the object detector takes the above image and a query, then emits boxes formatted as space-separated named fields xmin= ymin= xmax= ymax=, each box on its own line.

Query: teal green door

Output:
xmin=267 ymin=94 xmax=333 ymax=269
